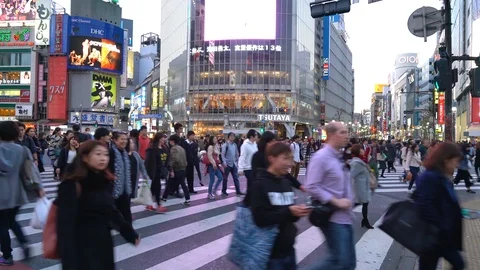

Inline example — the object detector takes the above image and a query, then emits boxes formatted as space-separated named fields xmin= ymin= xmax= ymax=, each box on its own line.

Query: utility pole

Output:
xmin=443 ymin=0 xmax=454 ymax=142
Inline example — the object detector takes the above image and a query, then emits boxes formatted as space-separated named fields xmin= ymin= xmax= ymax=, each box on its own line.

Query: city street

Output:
xmin=4 ymin=166 xmax=479 ymax=270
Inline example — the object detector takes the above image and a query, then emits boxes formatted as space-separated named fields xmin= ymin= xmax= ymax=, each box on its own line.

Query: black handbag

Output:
xmin=308 ymin=200 xmax=333 ymax=227
xmin=379 ymin=200 xmax=441 ymax=256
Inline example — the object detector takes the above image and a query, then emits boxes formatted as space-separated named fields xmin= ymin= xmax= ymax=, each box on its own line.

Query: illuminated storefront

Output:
xmin=160 ymin=0 xmax=319 ymax=138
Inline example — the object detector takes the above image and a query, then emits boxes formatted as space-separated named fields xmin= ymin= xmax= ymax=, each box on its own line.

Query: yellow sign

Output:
xmin=91 ymin=73 xmax=117 ymax=109
xmin=151 ymin=86 xmax=158 ymax=110
xmin=159 ymin=86 xmax=164 ymax=108
xmin=0 ymin=90 xmax=21 ymax=96
xmin=374 ymin=84 xmax=388 ymax=93
xmin=434 ymin=91 xmax=439 ymax=104
xmin=127 ymin=51 xmax=134 ymax=79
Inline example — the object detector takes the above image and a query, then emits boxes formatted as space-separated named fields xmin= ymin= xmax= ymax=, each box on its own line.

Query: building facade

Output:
xmin=159 ymin=0 xmax=328 ymax=138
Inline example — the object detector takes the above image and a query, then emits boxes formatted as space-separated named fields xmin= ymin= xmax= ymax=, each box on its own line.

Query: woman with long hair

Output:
xmin=206 ymin=136 xmax=224 ymax=200
xmin=454 ymin=143 xmax=475 ymax=193
xmin=406 ymin=143 xmax=422 ymax=193
xmin=109 ymin=131 xmax=133 ymax=224
xmin=145 ymin=132 xmax=169 ymax=213
xmin=57 ymin=140 xmax=140 ymax=270
xmin=55 ymin=136 xmax=79 ymax=179
xmin=349 ymin=144 xmax=373 ymax=229
xmin=414 ymin=142 xmax=464 ymax=269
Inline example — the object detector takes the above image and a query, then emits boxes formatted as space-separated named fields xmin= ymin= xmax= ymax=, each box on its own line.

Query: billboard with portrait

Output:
xmin=0 ymin=71 xmax=30 ymax=84
xmin=91 ymin=73 xmax=117 ymax=109
xmin=68 ymin=16 xmax=124 ymax=75
xmin=0 ymin=0 xmax=36 ymax=21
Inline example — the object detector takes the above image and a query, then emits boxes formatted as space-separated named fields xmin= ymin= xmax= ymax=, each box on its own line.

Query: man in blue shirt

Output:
xmin=221 ymin=132 xmax=244 ymax=196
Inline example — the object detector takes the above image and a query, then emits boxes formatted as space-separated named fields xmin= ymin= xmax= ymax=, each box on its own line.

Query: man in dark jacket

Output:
xmin=173 ymin=123 xmax=197 ymax=194
xmin=72 ymin=124 xmax=89 ymax=143
xmin=386 ymin=140 xmax=397 ymax=172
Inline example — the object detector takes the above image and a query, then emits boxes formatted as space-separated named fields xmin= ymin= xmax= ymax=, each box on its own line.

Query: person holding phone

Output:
xmin=250 ymin=142 xmax=311 ymax=269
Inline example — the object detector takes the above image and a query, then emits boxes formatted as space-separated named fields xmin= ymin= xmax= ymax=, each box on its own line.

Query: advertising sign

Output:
xmin=35 ymin=0 xmax=51 ymax=45
xmin=120 ymin=18 xmax=133 ymax=47
xmin=472 ymin=97 xmax=480 ymax=123
xmin=257 ymin=114 xmax=291 ymax=122
xmin=38 ymin=64 xmax=44 ymax=102
xmin=15 ymin=104 xmax=33 ymax=118
xmin=127 ymin=50 xmax=134 ymax=79
xmin=438 ymin=93 xmax=445 ymax=125
xmin=374 ymin=84 xmax=387 ymax=93
xmin=151 ymin=80 xmax=159 ymax=110
xmin=50 ymin=14 xmax=69 ymax=54
xmin=91 ymin=73 xmax=117 ymax=109
xmin=68 ymin=16 xmax=124 ymax=75
xmin=322 ymin=16 xmax=330 ymax=80
xmin=0 ymin=71 xmax=30 ymax=84
xmin=120 ymin=29 xmax=128 ymax=88
xmin=70 ymin=112 xmax=115 ymax=125
xmin=47 ymin=56 xmax=68 ymax=120
xmin=0 ymin=27 xmax=33 ymax=46
xmin=0 ymin=0 xmax=36 ymax=21
xmin=394 ymin=53 xmax=418 ymax=68
xmin=0 ymin=89 xmax=30 ymax=102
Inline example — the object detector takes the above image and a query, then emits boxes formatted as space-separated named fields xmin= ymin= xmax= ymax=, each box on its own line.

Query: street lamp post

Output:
xmin=186 ymin=109 xmax=190 ymax=132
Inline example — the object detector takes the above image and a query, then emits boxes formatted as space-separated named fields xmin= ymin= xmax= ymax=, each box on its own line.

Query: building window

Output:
xmin=0 ymin=52 xmax=31 ymax=66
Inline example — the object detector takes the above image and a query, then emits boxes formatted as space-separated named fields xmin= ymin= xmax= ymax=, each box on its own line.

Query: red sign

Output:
xmin=438 ymin=93 xmax=445 ymax=125
xmin=472 ymin=97 xmax=480 ymax=123
xmin=47 ymin=56 xmax=68 ymax=121
xmin=54 ymin=14 xmax=63 ymax=54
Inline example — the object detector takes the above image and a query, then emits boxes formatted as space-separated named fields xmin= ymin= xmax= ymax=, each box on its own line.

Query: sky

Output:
xmin=53 ymin=0 xmax=442 ymax=113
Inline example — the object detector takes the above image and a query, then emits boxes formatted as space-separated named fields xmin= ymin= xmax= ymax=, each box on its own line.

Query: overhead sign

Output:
xmin=0 ymin=27 xmax=34 ymax=47
xmin=15 ymin=104 xmax=33 ymax=118
xmin=70 ymin=112 xmax=115 ymax=125
xmin=257 ymin=114 xmax=291 ymax=122
xmin=35 ymin=0 xmax=52 ymax=46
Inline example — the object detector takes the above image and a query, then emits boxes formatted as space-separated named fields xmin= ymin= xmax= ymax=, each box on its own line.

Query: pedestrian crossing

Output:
xmin=300 ymin=166 xmax=480 ymax=193
xmin=3 ymin=166 xmax=441 ymax=269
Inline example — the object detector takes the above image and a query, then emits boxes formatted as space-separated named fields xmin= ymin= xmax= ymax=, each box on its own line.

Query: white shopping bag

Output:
xmin=30 ymin=197 xmax=52 ymax=229
xmin=132 ymin=182 xmax=153 ymax=205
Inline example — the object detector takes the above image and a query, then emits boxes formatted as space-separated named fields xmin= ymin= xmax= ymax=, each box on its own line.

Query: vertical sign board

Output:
xmin=472 ymin=97 xmax=480 ymax=123
xmin=50 ymin=14 xmax=69 ymax=54
xmin=38 ymin=64 xmax=44 ymax=102
xmin=438 ymin=93 xmax=445 ymax=125
xmin=120 ymin=29 xmax=128 ymax=88
xmin=35 ymin=0 xmax=52 ymax=46
xmin=47 ymin=56 xmax=68 ymax=120
xmin=322 ymin=16 xmax=331 ymax=80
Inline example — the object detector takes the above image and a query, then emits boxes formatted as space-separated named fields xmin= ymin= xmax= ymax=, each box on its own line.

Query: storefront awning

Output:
xmin=467 ymin=125 xmax=480 ymax=137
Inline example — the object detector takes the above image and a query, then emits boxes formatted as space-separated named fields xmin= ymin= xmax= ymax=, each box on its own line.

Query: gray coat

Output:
xmin=349 ymin=157 xmax=371 ymax=203
xmin=0 ymin=142 xmax=29 ymax=210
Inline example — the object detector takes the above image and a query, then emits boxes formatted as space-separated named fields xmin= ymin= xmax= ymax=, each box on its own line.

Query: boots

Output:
xmin=361 ymin=203 xmax=374 ymax=229
xmin=361 ymin=219 xmax=374 ymax=229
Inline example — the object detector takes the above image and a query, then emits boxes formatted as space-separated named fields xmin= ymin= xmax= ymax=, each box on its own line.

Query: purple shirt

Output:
xmin=305 ymin=144 xmax=354 ymax=225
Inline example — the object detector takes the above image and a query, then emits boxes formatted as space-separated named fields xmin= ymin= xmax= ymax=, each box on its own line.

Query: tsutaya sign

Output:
xmin=258 ymin=114 xmax=291 ymax=122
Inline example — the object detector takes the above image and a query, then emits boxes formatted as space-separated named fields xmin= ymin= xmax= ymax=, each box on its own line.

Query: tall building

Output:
xmin=315 ymin=14 xmax=354 ymax=123
xmin=159 ymin=0 xmax=324 ymax=138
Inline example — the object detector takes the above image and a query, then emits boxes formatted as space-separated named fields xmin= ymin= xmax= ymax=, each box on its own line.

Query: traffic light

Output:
xmin=469 ymin=68 xmax=480 ymax=97
xmin=433 ymin=58 xmax=449 ymax=92
xmin=260 ymin=127 xmax=265 ymax=134
xmin=94 ymin=121 xmax=98 ymax=128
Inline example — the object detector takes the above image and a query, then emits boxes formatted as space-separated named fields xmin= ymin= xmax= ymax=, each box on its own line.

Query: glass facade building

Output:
xmin=160 ymin=0 xmax=318 ymax=137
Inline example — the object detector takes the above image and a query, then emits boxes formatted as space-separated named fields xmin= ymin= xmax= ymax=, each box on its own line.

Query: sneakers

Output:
xmin=145 ymin=205 xmax=168 ymax=213
xmin=161 ymin=198 xmax=167 ymax=202
xmin=183 ymin=200 xmax=191 ymax=205
xmin=208 ymin=194 xmax=215 ymax=200
xmin=0 ymin=257 xmax=13 ymax=266
xmin=222 ymin=192 xmax=229 ymax=196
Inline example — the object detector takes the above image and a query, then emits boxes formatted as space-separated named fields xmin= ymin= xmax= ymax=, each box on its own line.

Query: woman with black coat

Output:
xmin=57 ymin=140 xmax=140 ymax=270
xmin=55 ymin=136 xmax=79 ymax=179
xmin=145 ymin=132 xmax=170 ymax=213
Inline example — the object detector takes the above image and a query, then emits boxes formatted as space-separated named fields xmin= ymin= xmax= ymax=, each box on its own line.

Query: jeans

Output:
xmin=305 ymin=222 xmax=356 ymax=270
xmin=0 ymin=207 xmax=27 ymax=259
xmin=207 ymin=165 xmax=223 ymax=195
xmin=268 ymin=249 xmax=297 ymax=270
xmin=419 ymin=248 xmax=464 ymax=270
xmin=173 ymin=170 xmax=190 ymax=200
xmin=408 ymin=166 xmax=420 ymax=190
xmin=222 ymin=164 xmax=241 ymax=193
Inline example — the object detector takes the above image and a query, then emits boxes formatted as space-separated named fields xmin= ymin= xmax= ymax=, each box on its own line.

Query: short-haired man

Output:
xmin=72 ymin=124 xmax=89 ymax=143
xmin=290 ymin=135 xmax=302 ymax=178
xmin=221 ymin=132 xmax=243 ymax=196
xmin=168 ymin=134 xmax=191 ymax=205
xmin=305 ymin=122 xmax=356 ymax=270
xmin=138 ymin=125 xmax=150 ymax=159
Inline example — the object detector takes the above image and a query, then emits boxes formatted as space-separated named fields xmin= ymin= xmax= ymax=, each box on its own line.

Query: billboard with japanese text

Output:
xmin=47 ymin=56 xmax=68 ymax=120
xmin=91 ymin=73 xmax=117 ymax=109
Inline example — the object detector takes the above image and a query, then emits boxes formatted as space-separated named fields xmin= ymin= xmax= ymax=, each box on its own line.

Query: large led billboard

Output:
xmin=0 ymin=0 xmax=36 ymax=21
xmin=204 ymin=0 xmax=276 ymax=41
xmin=68 ymin=16 xmax=124 ymax=75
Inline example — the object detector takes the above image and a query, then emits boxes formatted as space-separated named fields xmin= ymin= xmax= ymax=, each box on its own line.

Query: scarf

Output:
xmin=112 ymin=144 xmax=132 ymax=199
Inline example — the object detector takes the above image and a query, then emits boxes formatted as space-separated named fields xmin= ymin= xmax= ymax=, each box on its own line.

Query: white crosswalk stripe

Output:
xmin=4 ymin=167 xmax=403 ymax=269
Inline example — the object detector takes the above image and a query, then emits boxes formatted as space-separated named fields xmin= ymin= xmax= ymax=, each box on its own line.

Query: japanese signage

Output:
xmin=151 ymin=80 xmax=159 ymax=110
xmin=0 ymin=27 xmax=33 ymax=46
xmin=158 ymin=86 xmax=164 ymax=108
xmin=257 ymin=114 xmax=291 ymax=122
xmin=211 ymin=95 xmax=265 ymax=101
xmin=322 ymin=58 xmax=330 ymax=80
xmin=0 ymin=0 xmax=36 ymax=21
xmin=70 ymin=112 xmax=115 ymax=125
xmin=0 ymin=71 xmax=30 ymax=84
xmin=35 ymin=0 xmax=51 ymax=46
xmin=190 ymin=44 xmax=282 ymax=55
xmin=120 ymin=29 xmax=128 ymax=88
xmin=438 ymin=93 xmax=445 ymax=125
xmin=15 ymin=104 xmax=33 ymax=118
xmin=38 ymin=65 xmax=45 ymax=102
xmin=91 ymin=73 xmax=117 ymax=109
xmin=47 ymin=56 xmax=68 ymax=121
xmin=0 ymin=90 xmax=30 ymax=102
xmin=50 ymin=14 xmax=69 ymax=54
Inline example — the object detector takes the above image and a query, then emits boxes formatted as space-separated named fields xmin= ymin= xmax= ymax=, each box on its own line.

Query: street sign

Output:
xmin=407 ymin=6 xmax=443 ymax=42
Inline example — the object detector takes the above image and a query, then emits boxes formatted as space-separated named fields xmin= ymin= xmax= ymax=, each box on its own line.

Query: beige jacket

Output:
xmin=169 ymin=145 xmax=187 ymax=171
